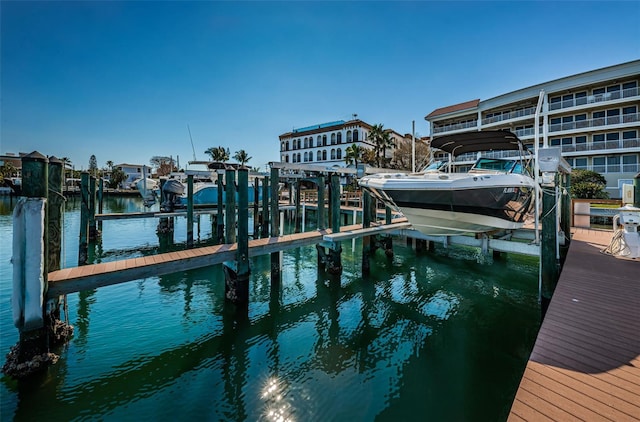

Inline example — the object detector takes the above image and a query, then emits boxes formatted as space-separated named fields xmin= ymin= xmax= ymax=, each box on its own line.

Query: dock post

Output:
xmin=88 ymin=176 xmax=99 ymax=241
xmin=223 ymin=167 xmax=250 ymax=303
xmin=362 ymin=190 xmax=372 ymax=275
xmin=327 ymin=174 xmax=342 ymax=275
xmin=47 ymin=157 xmax=64 ymax=273
xmin=270 ymin=167 xmax=281 ymax=284
xmin=261 ymin=176 xmax=270 ymax=238
xmin=4 ymin=152 xmax=56 ymax=377
xmin=78 ymin=172 xmax=89 ymax=265
xmin=317 ymin=176 xmax=325 ymax=230
xmin=156 ymin=178 xmax=174 ymax=249
xmin=225 ymin=168 xmax=237 ymax=244
xmin=253 ymin=179 xmax=259 ymax=236
xmin=46 ymin=156 xmax=73 ymax=347
xmin=541 ymin=176 xmax=560 ymax=315
xmin=217 ymin=171 xmax=225 ymax=243
xmin=383 ymin=206 xmax=394 ymax=258
xmin=294 ymin=180 xmax=301 ymax=233
xmin=98 ymin=177 xmax=104 ymax=232
xmin=187 ymin=175 xmax=194 ymax=248
xmin=560 ymin=173 xmax=571 ymax=248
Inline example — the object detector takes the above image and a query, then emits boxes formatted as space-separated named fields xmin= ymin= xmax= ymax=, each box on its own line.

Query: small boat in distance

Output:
xmin=359 ymin=130 xmax=536 ymax=236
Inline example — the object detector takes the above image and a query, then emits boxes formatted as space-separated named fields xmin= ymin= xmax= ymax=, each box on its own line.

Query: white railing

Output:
xmin=559 ymin=138 xmax=639 ymax=153
xmin=549 ymin=112 xmax=640 ymax=133
xmin=481 ymin=106 xmax=537 ymax=125
xmin=549 ymin=86 xmax=639 ymax=111
xmin=433 ymin=120 xmax=478 ymax=134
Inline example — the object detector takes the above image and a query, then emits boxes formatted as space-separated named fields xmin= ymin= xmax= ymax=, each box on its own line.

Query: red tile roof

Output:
xmin=425 ymin=99 xmax=480 ymax=120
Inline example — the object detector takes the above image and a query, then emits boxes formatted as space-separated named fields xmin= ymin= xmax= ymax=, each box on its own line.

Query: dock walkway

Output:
xmin=508 ymin=228 xmax=640 ymax=421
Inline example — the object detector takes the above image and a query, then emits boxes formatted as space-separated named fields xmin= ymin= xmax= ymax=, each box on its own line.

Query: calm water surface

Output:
xmin=0 ymin=195 xmax=540 ymax=421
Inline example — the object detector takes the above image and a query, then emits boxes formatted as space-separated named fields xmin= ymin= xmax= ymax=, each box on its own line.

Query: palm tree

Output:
xmin=345 ymin=143 xmax=362 ymax=168
xmin=205 ymin=146 xmax=230 ymax=162
xmin=367 ymin=124 xmax=386 ymax=167
xmin=380 ymin=131 xmax=395 ymax=168
xmin=233 ymin=149 xmax=252 ymax=167
xmin=106 ymin=160 xmax=114 ymax=170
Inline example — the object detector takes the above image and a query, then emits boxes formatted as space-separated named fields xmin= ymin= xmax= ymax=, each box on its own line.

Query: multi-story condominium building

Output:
xmin=278 ymin=119 xmax=404 ymax=168
xmin=424 ymin=60 xmax=640 ymax=198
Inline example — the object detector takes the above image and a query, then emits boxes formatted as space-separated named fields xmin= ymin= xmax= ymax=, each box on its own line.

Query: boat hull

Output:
xmin=360 ymin=173 xmax=535 ymax=236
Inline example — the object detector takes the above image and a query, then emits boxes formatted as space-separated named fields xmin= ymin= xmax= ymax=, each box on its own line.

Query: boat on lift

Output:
xmin=359 ymin=130 xmax=536 ymax=236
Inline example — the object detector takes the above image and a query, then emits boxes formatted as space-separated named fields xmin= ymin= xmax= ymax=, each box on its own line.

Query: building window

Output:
xmin=292 ymin=154 xmax=296 ymax=163
xmin=317 ymin=151 xmax=321 ymax=161
xmin=623 ymin=154 xmax=638 ymax=172
xmin=322 ymin=150 xmax=327 ymax=160
xmin=353 ymin=129 xmax=359 ymax=142
xmin=297 ymin=153 xmax=301 ymax=163
xmin=309 ymin=137 xmax=314 ymax=148
xmin=304 ymin=152 xmax=308 ymax=162
xmin=347 ymin=130 xmax=352 ymax=142
xmin=607 ymin=156 xmax=621 ymax=173
xmin=331 ymin=149 xmax=336 ymax=160
xmin=593 ymin=156 xmax=606 ymax=173
xmin=551 ymin=138 xmax=561 ymax=146
xmin=337 ymin=133 xmax=342 ymax=144
xmin=286 ymin=141 xmax=290 ymax=151
xmin=331 ymin=133 xmax=336 ymax=145
xmin=575 ymin=91 xmax=587 ymax=106
xmin=285 ymin=155 xmax=289 ymax=163
xmin=574 ymin=158 xmax=587 ymax=169
xmin=304 ymin=138 xmax=308 ymax=148
xmin=336 ymin=149 xmax=342 ymax=160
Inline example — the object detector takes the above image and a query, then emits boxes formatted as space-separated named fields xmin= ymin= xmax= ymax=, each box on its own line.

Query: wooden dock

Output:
xmin=508 ymin=228 xmax=640 ymax=421
xmin=46 ymin=219 xmax=408 ymax=297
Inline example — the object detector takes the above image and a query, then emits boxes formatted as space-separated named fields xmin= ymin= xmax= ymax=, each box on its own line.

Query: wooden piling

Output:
xmin=253 ymin=179 xmax=259 ymax=236
xmin=225 ymin=168 xmax=237 ymax=244
xmin=47 ymin=157 xmax=64 ymax=273
xmin=98 ymin=177 xmax=104 ymax=231
xmin=294 ymin=180 xmax=301 ymax=233
xmin=270 ymin=167 xmax=281 ymax=283
xmin=541 ymin=178 xmax=559 ymax=315
xmin=187 ymin=175 xmax=194 ymax=248
xmin=560 ymin=173 xmax=571 ymax=247
xmin=261 ymin=176 xmax=269 ymax=238
xmin=317 ymin=176 xmax=325 ymax=230
xmin=88 ymin=176 xmax=98 ymax=241
xmin=78 ymin=172 xmax=89 ymax=265
xmin=362 ymin=190 xmax=372 ymax=276
xmin=217 ymin=172 xmax=225 ymax=243
xmin=327 ymin=174 xmax=343 ymax=275
xmin=223 ymin=168 xmax=250 ymax=303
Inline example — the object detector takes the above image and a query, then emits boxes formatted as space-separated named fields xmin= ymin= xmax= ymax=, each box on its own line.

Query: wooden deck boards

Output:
xmin=509 ymin=228 xmax=640 ymax=422
xmin=46 ymin=220 xmax=405 ymax=297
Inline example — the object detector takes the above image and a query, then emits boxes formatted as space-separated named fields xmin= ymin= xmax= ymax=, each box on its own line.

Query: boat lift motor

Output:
xmin=608 ymin=205 xmax=640 ymax=259
xmin=161 ymin=179 xmax=185 ymax=213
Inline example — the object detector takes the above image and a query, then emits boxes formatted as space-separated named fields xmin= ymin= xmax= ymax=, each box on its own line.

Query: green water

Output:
xmin=0 ymin=196 xmax=540 ymax=421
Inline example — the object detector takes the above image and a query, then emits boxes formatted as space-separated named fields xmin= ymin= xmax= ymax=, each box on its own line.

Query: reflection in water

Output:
xmin=0 ymin=197 xmax=539 ymax=421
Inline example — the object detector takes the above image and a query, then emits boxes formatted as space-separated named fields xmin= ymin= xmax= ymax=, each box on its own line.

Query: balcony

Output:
xmin=558 ymin=137 xmax=639 ymax=154
xmin=433 ymin=120 xmax=478 ymax=134
xmin=549 ymin=87 xmax=639 ymax=111
xmin=549 ymin=112 xmax=639 ymax=133
xmin=481 ymin=106 xmax=537 ymax=125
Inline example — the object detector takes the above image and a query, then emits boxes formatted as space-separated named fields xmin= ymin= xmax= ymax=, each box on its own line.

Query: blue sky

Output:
xmin=2 ymin=1 xmax=639 ymax=171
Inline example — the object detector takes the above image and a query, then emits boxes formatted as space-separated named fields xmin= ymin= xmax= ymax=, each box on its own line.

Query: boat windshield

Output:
xmin=421 ymin=160 xmax=448 ymax=172
xmin=470 ymin=158 xmax=528 ymax=174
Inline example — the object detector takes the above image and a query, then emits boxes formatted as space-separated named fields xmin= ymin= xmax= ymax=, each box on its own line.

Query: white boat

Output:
xmin=359 ymin=131 xmax=536 ymax=236
xmin=135 ymin=162 xmax=264 ymax=211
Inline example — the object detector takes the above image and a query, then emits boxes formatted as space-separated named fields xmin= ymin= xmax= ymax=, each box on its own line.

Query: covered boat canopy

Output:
xmin=431 ymin=130 xmax=528 ymax=157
